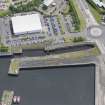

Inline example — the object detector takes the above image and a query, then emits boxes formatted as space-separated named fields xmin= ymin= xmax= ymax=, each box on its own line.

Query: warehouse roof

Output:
xmin=11 ymin=14 xmax=42 ymax=35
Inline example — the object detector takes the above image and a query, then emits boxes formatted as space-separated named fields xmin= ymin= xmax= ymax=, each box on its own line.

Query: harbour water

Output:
xmin=0 ymin=57 xmax=95 ymax=105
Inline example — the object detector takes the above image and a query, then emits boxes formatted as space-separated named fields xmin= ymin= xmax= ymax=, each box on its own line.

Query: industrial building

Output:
xmin=11 ymin=14 xmax=42 ymax=35
xmin=92 ymin=0 xmax=105 ymax=8
xmin=43 ymin=0 xmax=54 ymax=6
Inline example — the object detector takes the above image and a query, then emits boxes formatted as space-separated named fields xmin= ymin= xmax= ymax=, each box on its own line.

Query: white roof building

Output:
xmin=92 ymin=0 xmax=105 ymax=8
xmin=11 ymin=14 xmax=42 ymax=35
xmin=102 ymin=3 xmax=105 ymax=8
xmin=43 ymin=0 xmax=54 ymax=6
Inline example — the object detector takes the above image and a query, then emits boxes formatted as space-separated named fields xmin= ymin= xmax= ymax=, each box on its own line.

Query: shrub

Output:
xmin=86 ymin=0 xmax=105 ymax=14
xmin=69 ymin=0 xmax=80 ymax=31
xmin=73 ymin=37 xmax=85 ymax=42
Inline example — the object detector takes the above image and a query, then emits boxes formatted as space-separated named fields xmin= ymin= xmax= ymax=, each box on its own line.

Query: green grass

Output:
xmin=63 ymin=36 xmax=85 ymax=43
xmin=8 ymin=44 xmax=100 ymax=75
xmin=40 ymin=45 xmax=100 ymax=61
xmin=0 ymin=45 xmax=9 ymax=52
xmin=87 ymin=2 xmax=102 ymax=23
xmin=32 ymin=0 xmax=42 ymax=7
xmin=63 ymin=4 xmax=70 ymax=15
xmin=89 ymin=46 xmax=101 ymax=56
xmin=0 ymin=10 xmax=10 ymax=17
xmin=57 ymin=16 xmax=65 ymax=34
xmin=9 ymin=59 xmax=20 ymax=75
xmin=0 ymin=43 xmax=12 ymax=52
xmin=59 ymin=46 xmax=100 ymax=60
xmin=71 ymin=0 xmax=86 ymax=31
xmin=11 ymin=46 xmax=22 ymax=53
xmin=9 ymin=0 xmax=43 ymax=13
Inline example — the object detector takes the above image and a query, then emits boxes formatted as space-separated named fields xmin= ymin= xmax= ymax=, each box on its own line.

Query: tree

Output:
xmin=42 ymin=5 xmax=48 ymax=10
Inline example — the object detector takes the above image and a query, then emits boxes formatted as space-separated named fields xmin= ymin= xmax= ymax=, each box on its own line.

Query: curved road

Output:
xmin=74 ymin=0 xmax=105 ymax=55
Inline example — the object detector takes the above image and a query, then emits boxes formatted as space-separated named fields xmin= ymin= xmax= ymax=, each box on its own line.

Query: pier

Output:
xmin=8 ymin=47 xmax=100 ymax=75
xmin=1 ymin=90 xmax=14 ymax=105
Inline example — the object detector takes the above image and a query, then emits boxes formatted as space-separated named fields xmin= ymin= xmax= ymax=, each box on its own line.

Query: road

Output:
xmin=75 ymin=0 xmax=105 ymax=105
xmin=75 ymin=0 xmax=98 ymax=27
xmin=75 ymin=0 xmax=105 ymax=55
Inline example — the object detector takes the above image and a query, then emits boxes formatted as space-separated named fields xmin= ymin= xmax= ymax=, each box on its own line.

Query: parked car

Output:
xmin=13 ymin=96 xmax=21 ymax=104
xmin=13 ymin=96 xmax=17 ymax=104
xmin=17 ymin=96 xmax=21 ymax=103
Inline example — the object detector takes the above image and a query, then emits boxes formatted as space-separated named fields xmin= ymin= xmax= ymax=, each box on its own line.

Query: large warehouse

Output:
xmin=11 ymin=14 xmax=42 ymax=35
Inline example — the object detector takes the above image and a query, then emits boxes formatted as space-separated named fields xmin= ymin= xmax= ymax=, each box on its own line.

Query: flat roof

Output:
xmin=11 ymin=14 xmax=42 ymax=35
xmin=93 ymin=0 xmax=105 ymax=7
xmin=43 ymin=0 xmax=54 ymax=6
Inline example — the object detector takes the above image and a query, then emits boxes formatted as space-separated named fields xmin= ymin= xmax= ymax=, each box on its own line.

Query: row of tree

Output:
xmin=9 ymin=0 xmax=43 ymax=13
xmin=86 ymin=0 xmax=105 ymax=14
xmin=69 ymin=0 xmax=80 ymax=31
xmin=0 ymin=44 xmax=8 ymax=52
xmin=73 ymin=36 xmax=85 ymax=43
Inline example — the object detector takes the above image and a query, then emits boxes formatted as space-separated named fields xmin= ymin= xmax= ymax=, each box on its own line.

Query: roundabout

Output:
xmin=88 ymin=25 xmax=103 ymax=38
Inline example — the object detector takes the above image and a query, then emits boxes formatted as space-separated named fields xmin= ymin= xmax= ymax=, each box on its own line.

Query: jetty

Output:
xmin=8 ymin=46 xmax=100 ymax=75
xmin=1 ymin=90 xmax=14 ymax=105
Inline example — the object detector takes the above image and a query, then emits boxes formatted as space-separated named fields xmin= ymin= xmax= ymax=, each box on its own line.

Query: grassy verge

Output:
xmin=9 ymin=59 xmax=20 ymax=75
xmin=87 ymin=2 xmax=102 ymax=23
xmin=69 ymin=0 xmax=86 ymax=31
xmin=21 ymin=43 xmax=44 ymax=49
xmin=60 ymin=46 xmax=100 ymax=60
xmin=89 ymin=46 xmax=101 ymax=56
xmin=63 ymin=4 xmax=70 ymax=15
xmin=57 ymin=16 xmax=65 ymax=34
xmin=0 ymin=10 xmax=11 ymax=17
xmin=63 ymin=36 xmax=85 ymax=43
xmin=24 ymin=45 xmax=100 ymax=61
xmin=11 ymin=46 xmax=22 ymax=54
xmin=9 ymin=44 xmax=100 ymax=75
xmin=0 ymin=44 xmax=9 ymax=52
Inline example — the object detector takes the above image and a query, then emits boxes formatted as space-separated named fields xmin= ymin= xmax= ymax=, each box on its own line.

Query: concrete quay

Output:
xmin=8 ymin=57 xmax=92 ymax=75
xmin=8 ymin=47 xmax=99 ymax=75
xmin=8 ymin=59 xmax=20 ymax=75
xmin=0 ymin=52 xmax=13 ymax=57
xmin=97 ymin=55 xmax=105 ymax=105
xmin=1 ymin=90 xmax=14 ymax=105
xmin=44 ymin=41 xmax=95 ymax=51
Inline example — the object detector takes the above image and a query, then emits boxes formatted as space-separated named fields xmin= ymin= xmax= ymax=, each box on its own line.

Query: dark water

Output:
xmin=22 ymin=44 xmax=94 ymax=57
xmin=22 ymin=49 xmax=46 ymax=57
xmin=0 ymin=57 xmax=95 ymax=105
